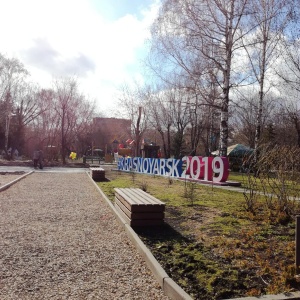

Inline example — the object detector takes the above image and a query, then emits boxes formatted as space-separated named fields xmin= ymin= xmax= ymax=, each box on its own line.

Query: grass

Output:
xmin=98 ymin=170 xmax=300 ymax=300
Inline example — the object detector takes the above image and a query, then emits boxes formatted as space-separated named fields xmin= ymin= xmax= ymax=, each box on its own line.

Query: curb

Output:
xmin=86 ymin=172 xmax=192 ymax=300
xmin=0 ymin=171 xmax=34 ymax=192
xmin=225 ymin=293 xmax=300 ymax=300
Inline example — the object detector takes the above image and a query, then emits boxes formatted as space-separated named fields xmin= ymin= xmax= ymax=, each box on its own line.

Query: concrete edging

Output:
xmin=86 ymin=172 xmax=192 ymax=300
xmin=225 ymin=293 xmax=300 ymax=300
xmin=0 ymin=171 xmax=34 ymax=192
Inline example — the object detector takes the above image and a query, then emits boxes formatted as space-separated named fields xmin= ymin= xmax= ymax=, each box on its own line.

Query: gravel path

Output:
xmin=0 ymin=172 xmax=170 ymax=300
xmin=0 ymin=174 xmax=25 ymax=186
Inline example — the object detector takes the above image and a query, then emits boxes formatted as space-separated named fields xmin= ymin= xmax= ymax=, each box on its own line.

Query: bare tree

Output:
xmin=52 ymin=77 xmax=95 ymax=164
xmin=0 ymin=53 xmax=29 ymax=155
xmin=150 ymin=0 xmax=251 ymax=156
xmin=118 ymin=84 xmax=149 ymax=157
xmin=168 ymin=87 xmax=190 ymax=158
xmin=148 ymin=83 xmax=194 ymax=158
xmin=147 ymin=88 xmax=173 ymax=158
xmin=0 ymin=53 xmax=28 ymax=102
xmin=241 ymin=0 xmax=294 ymax=165
xmin=12 ymin=83 xmax=48 ymax=153
xmin=277 ymin=90 xmax=300 ymax=147
xmin=274 ymin=6 xmax=300 ymax=147
xmin=231 ymin=90 xmax=278 ymax=148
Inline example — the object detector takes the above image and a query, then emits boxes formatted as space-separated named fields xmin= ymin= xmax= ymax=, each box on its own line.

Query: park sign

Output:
xmin=117 ymin=156 xmax=230 ymax=184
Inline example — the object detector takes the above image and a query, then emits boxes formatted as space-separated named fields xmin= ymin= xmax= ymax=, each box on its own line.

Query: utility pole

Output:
xmin=4 ymin=91 xmax=12 ymax=156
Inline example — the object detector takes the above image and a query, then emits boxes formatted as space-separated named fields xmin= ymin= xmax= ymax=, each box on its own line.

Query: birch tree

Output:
xmin=274 ymin=5 xmax=300 ymax=148
xmin=151 ymin=0 xmax=250 ymax=156
xmin=0 ymin=54 xmax=29 ymax=153
xmin=241 ymin=0 xmax=294 ymax=165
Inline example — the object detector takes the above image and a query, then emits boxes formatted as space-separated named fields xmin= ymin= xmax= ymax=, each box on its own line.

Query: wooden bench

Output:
xmin=114 ymin=188 xmax=165 ymax=227
xmin=90 ymin=167 xmax=105 ymax=181
xmin=83 ymin=156 xmax=104 ymax=164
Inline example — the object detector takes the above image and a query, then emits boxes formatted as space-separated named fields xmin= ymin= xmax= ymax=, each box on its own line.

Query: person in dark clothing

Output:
xmin=33 ymin=149 xmax=43 ymax=169
xmin=38 ymin=150 xmax=43 ymax=169
xmin=33 ymin=150 xmax=39 ymax=169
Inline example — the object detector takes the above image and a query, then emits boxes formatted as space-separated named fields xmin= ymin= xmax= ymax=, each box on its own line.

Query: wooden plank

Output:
xmin=114 ymin=188 xmax=165 ymax=212
xmin=115 ymin=193 xmax=165 ymax=213
xmin=130 ymin=219 xmax=164 ymax=227
xmin=115 ymin=202 xmax=131 ymax=223
xmin=122 ymin=188 xmax=156 ymax=205
xmin=115 ymin=194 xmax=133 ymax=212
xmin=115 ymin=198 xmax=132 ymax=218
xmin=115 ymin=203 xmax=164 ymax=226
xmin=130 ymin=188 xmax=165 ymax=205
xmin=115 ymin=199 xmax=164 ymax=220
xmin=114 ymin=188 xmax=140 ymax=206
xmin=90 ymin=167 xmax=104 ymax=171
xmin=122 ymin=188 xmax=163 ymax=205
xmin=115 ymin=188 xmax=153 ymax=205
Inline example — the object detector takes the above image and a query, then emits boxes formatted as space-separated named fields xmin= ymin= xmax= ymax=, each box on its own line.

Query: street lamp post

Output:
xmin=5 ymin=112 xmax=15 ymax=157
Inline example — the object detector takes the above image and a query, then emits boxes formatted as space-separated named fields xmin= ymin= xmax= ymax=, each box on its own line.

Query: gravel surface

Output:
xmin=0 ymin=172 xmax=170 ymax=300
xmin=0 ymin=173 xmax=25 ymax=186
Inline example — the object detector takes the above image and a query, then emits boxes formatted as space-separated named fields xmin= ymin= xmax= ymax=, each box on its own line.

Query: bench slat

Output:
xmin=131 ymin=188 xmax=165 ymax=205
xmin=115 ymin=198 xmax=164 ymax=219
xmin=114 ymin=188 xmax=165 ymax=226
xmin=115 ymin=194 xmax=164 ymax=212
xmin=115 ymin=188 xmax=165 ymax=213
xmin=115 ymin=188 xmax=165 ymax=205
xmin=115 ymin=188 xmax=150 ymax=205
xmin=115 ymin=204 xmax=164 ymax=226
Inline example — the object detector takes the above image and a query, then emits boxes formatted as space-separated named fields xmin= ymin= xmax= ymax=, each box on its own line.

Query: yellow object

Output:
xmin=70 ymin=152 xmax=77 ymax=160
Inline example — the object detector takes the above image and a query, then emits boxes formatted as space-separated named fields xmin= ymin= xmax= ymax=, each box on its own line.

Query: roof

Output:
xmin=211 ymin=144 xmax=253 ymax=157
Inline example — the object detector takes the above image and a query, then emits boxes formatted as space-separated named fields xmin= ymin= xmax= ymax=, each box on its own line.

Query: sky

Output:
xmin=0 ymin=0 xmax=160 ymax=115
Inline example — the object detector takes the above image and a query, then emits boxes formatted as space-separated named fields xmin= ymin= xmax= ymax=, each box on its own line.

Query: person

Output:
xmin=14 ymin=148 xmax=19 ymax=159
xmin=33 ymin=149 xmax=43 ymax=169
xmin=157 ymin=149 xmax=162 ymax=158
xmin=7 ymin=147 xmax=12 ymax=160
xmin=33 ymin=150 xmax=40 ymax=169
xmin=38 ymin=150 xmax=44 ymax=169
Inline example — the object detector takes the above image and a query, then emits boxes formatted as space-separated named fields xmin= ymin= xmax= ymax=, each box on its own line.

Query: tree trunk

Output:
xmin=61 ymin=109 xmax=66 ymax=164
xmin=254 ymin=30 xmax=267 ymax=165
xmin=135 ymin=106 xmax=142 ymax=157
xmin=219 ymin=1 xmax=234 ymax=157
xmin=167 ymin=124 xmax=171 ymax=158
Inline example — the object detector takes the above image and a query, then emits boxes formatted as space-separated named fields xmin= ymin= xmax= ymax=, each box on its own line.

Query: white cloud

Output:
xmin=0 ymin=0 xmax=160 ymax=114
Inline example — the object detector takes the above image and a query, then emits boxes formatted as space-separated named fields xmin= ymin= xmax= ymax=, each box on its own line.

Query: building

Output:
xmin=92 ymin=117 xmax=131 ymax=154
